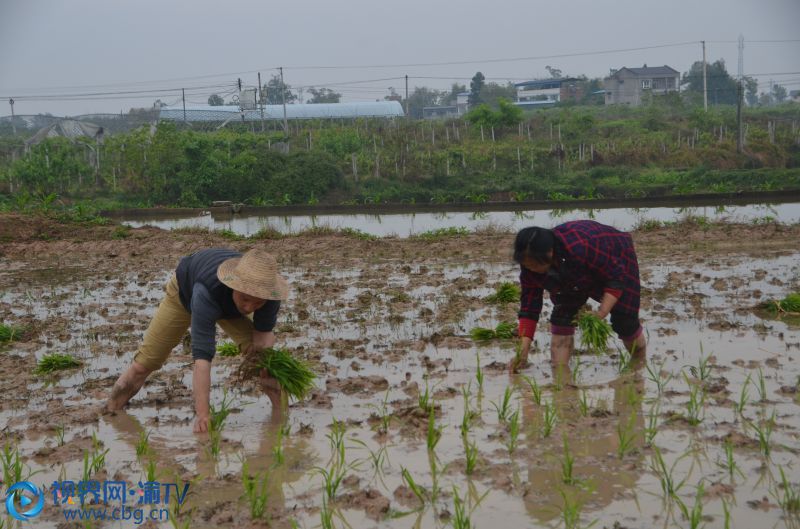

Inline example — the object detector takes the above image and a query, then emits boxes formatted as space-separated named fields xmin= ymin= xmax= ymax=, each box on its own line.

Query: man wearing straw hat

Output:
xmin=105 ymin=248 xmax=289 ymax=433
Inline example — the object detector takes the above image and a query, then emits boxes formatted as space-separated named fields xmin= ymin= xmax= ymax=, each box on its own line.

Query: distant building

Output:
xmin=790 ymin=90 xmax=800 ymax=103
xmin=604 ymin=65 xmax=680 ymax=106
xmin=513 ymin=78 xmax=583 ymax=109
xmin=422 ymin=92 xmax=471 ymax=119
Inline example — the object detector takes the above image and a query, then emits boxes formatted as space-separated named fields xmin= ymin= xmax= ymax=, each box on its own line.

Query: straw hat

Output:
xmin=217 ymin=249 xmax=289 ymax=301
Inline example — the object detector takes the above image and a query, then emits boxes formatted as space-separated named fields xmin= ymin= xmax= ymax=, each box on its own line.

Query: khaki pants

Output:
xmin=133 ymin=274 xmax=254 ymax=371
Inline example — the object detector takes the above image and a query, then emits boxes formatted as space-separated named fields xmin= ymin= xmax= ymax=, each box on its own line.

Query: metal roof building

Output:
xmin=159 ymin=101 xmax=404 ymax=122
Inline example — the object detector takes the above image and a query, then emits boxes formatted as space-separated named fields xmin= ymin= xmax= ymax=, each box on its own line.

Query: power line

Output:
xmin=282 ymin=41 xmax=701 ymax=70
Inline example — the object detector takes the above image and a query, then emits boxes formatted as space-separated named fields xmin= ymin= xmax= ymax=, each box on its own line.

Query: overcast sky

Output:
xmin=1 ymin=0 xmax=798 ymax=116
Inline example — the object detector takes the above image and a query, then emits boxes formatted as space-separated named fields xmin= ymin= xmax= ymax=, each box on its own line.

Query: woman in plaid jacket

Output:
xmin=509 ymin=220 xmax=646 ymax=372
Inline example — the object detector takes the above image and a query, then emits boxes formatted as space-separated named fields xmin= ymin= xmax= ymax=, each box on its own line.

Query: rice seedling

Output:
xmin=401 ymin=467 xmax=428 ymax=505
xmin=89 ymin=432 xmax=108 ymax=473
xmin=216 ymin=341 xmax=240 ymax=357
xmin=145 ymin=459 xmax=157 ymax=482
xmin=771 ymin=466 xmax=800 ymax=515
xmin=754 ymin=367 xmax=768 ymax=402
xmin=578 ymin=389 xmax=590 ymax=417
xmin=451 ymin=486 xmax=475 ymax=529
xmin=522 ymin=375 xmax=542 ymax=406
xmin=644 ymin=402 xmax=660 ymax=446
xmin=689 ymin=347 xmax=712 ymax=383
xmin=734 ymin=373 xmax=751 ymax=417
xmin=464 ymin=437 xmax=479 ymax=475
xmin=0 ymin=323 xmax=24 ymax=342
xmin=617 ymin=411 xmax=638 ymax=459
xmin=135 ymin=429 xmax=151 ymax=458
xmin=241 ymin=461 xmax=269 ymax=519
xmin=559 ymin=489 xmax=589 ymax=529
xmin=645 ymin=357 xmax=673 ymax=397
xmin=561 ymin=436 xmax=576 ymax=485
xmin=326 ymin=419 xmax=347 ymax=468
xmin=320 ymin=496 xmax=334 ymax=529
xmin=616 ymin=345 xmax=634 ymax=374
xmin=542 ymin=401 xmax=558 ymax=438
xmin=649 ymin=446 xmax=688 ymax=502
xmin=272 ymin=423 xmax=287 ymax=466
xmin=762 ymin=292 xmax=800 ymax=314
xmin=506 ymin=408 xmax=521 ymax=455
xmin=748 ymin=410 xmax=776 ymax=457
xmin=253 ymin=348 xmax=316 ymax=400
xmin=368 ymin=389 xmax=392 ymax=435
xmin=418 ymin=378 xmax=433 ymax=413
xmin=54 ymin=424 xmax=66 ymax=447
xmin=33 ymin=353 xmax=82 ymax=375
xmin=721 ymin=497 xmax=731 ymax=529
xmin=677 ymin=481 xmax=705 ymax=529
xmin=1 ymin=443 xmax=28 ymax=487
xmin=716 ymin=439 xmax=743 ymax=481
xmin=683 ymin=372 xmax=706 ymax=426
xmin=475 ymin=353 xmax=484 ymax=394
xmin=577 ymin=312 xmax=612 ymax=354
xmin=426 ymin=408 xmax=442 ymax=452
xmin=351 ymin=441 xmax=391 ymax=486
xmin=485 ymin=282 xmax=521 ymax=304
xmin=460 ymin=386 xmax=476 ymax=438
xmin=553 ymin=363 xmax=566 ymax=392
xmin=491 ymin=386 xmax=514 ymax=422
xmin=315 ymin=463 xmax=347 ymax=502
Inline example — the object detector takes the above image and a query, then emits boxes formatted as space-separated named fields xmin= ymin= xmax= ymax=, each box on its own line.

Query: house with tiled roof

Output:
xmin=604 ymin=65 xmax=680 ymax=106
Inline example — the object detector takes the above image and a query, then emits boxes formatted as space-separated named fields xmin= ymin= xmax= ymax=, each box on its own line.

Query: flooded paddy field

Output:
xmin=1 ymin=215 xmax=799 ymax=528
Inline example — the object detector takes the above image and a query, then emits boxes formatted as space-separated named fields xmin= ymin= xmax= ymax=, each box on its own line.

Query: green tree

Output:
xmin=545 ymin=65 xmax=562 ymax=78
xmin=772 ymin=84 xmax=788 ymax=103
xmin=207 ymin=94 xmax=224 ymax=106
xmin=744 ymin=76 xmax=759 ymax=106
xmin=262 ymin=75 xmax=297 ymax=105
xmin=441 ymin=83 xmax=467 ymax=105
xmin=682 ymin=59 xmax=738 ymax=105
xmin=406 ymin=86 xmax=445 ymax=119
xmin=481 ymin=82 xmax=518 ymax=108
xmin=469 ymin=72 xmax=485 ymax=106
xmin=307 ymin=87 xmax=342 ymax=104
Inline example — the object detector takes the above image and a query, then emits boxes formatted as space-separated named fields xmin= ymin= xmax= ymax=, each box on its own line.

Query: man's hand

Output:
xmin=194 ymin=414 xmax=210 ymax=434
xmin=509 ymin=337 xmax=533 ymax=374
xmin=252 ymin=330 xmax=276 ymax=351
xmin=589 ymin=309 xmax=609 ymax=320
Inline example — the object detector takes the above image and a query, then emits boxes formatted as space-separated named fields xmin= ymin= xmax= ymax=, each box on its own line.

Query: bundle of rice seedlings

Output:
xmin=494 ymin=321 xmax=516 ymax=339
xmin=485 ymin=282 xmax=521 ymax=304
xmin=34 ymin=353 xmax=82 ymax=375
xmin=470 ymin=322 xmax=516 ymax=341
xmin=762 ymin=293 xmax=800 ymax=314
xmin=0 ymin=324 xmax=24 ymax=343
xmin=254 ymin=348 xmax=316 ymax=400
xmin=577 ymin=313 xmax=613 ymax=354
xmin=470 ymin=327 xmax=496 ymax=341
xmin=216 ymin=341 xmax=240 ymax=357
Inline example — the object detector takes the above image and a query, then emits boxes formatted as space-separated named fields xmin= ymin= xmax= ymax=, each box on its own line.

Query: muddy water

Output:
xmin=122 ymin=202 xmax=800 ymax=237
xmin=1 ymin=244 xmax=799 ymax=528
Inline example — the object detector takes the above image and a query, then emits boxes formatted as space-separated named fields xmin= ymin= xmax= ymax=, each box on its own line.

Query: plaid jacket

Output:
xmin=519 ymin=221 xmax=641 ymax=328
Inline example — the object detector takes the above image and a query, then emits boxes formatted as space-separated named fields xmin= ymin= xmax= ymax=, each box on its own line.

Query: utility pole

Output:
xmin=8 ymin=98 xmax=16 ymax=135
xmin=737 ymin=34 xmax=744 ymax=82
xmin=279 ymin=67 xmax=288 ymax=134
xmin=182 ymin=88 xmax=186 ymax=122
xmin=404 ymin=75 xmax=409 ymax=117
xmin=258 ymin=72 xmax=265 ymax=132
xmin=737 ymin=81 xmax=743 ymax=153
xmin=702 ymin=40 xmax=708 ymax=111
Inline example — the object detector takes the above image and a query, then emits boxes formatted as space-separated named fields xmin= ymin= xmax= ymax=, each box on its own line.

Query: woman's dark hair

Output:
xmin=513 ymin=227 xmax=555 ymax=264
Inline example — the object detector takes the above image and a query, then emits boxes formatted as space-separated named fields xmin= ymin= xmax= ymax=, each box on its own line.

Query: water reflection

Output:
xmin=123 ymin=201 xmax=800 ymax=238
